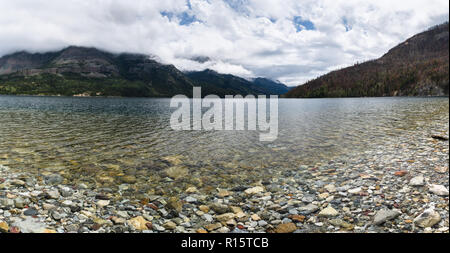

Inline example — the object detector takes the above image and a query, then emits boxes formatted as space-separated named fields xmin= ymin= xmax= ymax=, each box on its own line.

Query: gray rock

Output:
xmin=159 ymin=209 xmax=168 ymax=217
xmin=301 ymin=195 xmax=315 ymax=203
xmin=210 ymin=203 xmax=230 ymax=214
xmin=44 ymin=174 xmax=64 ymax=185
xmin=24 ymin=208 xmax=39 ymax=216
xmin=51 ymin=211 xmax=65 ymax=220
xmin=249 ymin=221 xmax=258 ymax=227
xmin=298 ymin=204 xmax=319 ymax=214
xmin=282 ymin=218 xmax=292 ymax=223
xmin=258 ymin=220 xmax=268 ymax=226
xmin=59 ymin=186 xmax=73 ymax=197
xmin=373 ymin=209 xmax=401 ymax=225
xmin=153 ymin=224 xmax=165 ymax=232
xmin=65 ymin=224 xmax=79 ymax=232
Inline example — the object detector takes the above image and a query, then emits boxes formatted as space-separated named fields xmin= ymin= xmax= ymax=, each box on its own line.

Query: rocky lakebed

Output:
xmin=1 ymin=133 xmax=448 ymax=233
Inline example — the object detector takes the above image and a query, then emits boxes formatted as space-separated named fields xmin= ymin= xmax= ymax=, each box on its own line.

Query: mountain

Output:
xmin=284 ymin=22 xmax=449 ymax=98
xmin=0 ymin=46 xmax=287 ymax=97
xmin=252 ymin=77 xmax=292 ymax=95
xmin=0 ymin=46 xmax=195 ymax=97
xmin=185 ymin=69 xmax=289 ymax=97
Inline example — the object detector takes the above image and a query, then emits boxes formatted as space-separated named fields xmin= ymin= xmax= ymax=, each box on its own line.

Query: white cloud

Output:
xmin=0 ymin=0 xmax=448 ymax=86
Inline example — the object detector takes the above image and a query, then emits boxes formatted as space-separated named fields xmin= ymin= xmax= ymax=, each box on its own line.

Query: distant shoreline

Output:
xmin=0 ymin=93 xmax=448 ymax=99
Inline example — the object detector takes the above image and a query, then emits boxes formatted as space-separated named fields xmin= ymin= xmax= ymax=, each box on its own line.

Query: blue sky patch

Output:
xmin=342 ymin=17 xmax=352 ymax=31
xmin=293 ymin=16 xmax=316 ymax=31
xmin=224 ymin=0 xmax=250 ymax=14
xmin=161 ymin=11 xmax=198 ymax=26
xmin=160 ymin=11 xmax=174 ymax=20
xmin=179 ymin=12 xmax=197 ymax=25
xmin=186 ymin=0 xmax=192 ymax=10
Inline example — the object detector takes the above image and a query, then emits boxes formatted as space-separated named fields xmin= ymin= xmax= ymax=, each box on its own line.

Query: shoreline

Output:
xmin=0 ymin=93 xmax=449 ymax=99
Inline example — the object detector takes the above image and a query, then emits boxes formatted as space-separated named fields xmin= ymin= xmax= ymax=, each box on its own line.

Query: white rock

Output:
xmin=59 ymin=186 xmax=73 ymax=197
xmin=30 ymin=191 xmax=43 ymax=197
xmin=61 ymin=200 xmax=74 ymax=207
xmin=9 ymin=179 xmax=25 ymax=186
xmin=46 ymin=190 xmax=60 ymax=199
xmin=399 ymin=186 xmax=410 ymax=193
xmin=97 ymin=200 xmax=110 ymax=208
xmin=43 ymin=203 xmax=56 ymax=210
xmin=117 ymin=211 xmax=129 ymax=218
xmin=203 ymin=214 xmax=213 ymax=222
xmin=438 ymin=227 xmax=449 ymax=232
xmin=318 ymin=206 xmax=339 ymax=217
xmin=414 ymin=208 xmax=441 ymax=228
xmin=78 ymin=183 xmax=88 ymax=189
xmin=429 ymin=184 xmax=449 ymax=196
xmin=324 ymin=184 xmax=337 ymax=193
xmin=348 ymin=187 xmax=362 ymax=194
xmin=409 ymin=176 xmax=425 ymax=186
xmin=244 ymin=186 xmax=264 ymax=195
xmin=11 ymin=217 xmax=46 ymax=233
xmin=217 ymin=227 xmax=230 ymax=233
xmin=185 ymin=196 xmax=197 ymax=203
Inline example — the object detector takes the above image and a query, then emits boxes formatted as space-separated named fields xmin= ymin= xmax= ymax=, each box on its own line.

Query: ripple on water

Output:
xmin=0 ymin=96 xmax=448 ymax=190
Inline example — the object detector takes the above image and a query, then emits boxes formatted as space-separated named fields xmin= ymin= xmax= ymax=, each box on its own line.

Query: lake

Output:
xmin=0 ymin=95 xmax=448 ymax=191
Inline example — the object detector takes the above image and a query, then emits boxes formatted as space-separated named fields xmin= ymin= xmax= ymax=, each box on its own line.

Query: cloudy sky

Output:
xmin=0 ymin=0 xmax=448 ymax=86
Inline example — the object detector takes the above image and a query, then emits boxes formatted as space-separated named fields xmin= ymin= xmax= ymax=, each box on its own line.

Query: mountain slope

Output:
xmin=0 ymin=46 xmax=196 ymax=97
xmin=252 ymin=77 xmax=291 ymax=95
xmin=0 ymin=46 xmax=287 ymax=97
xmin=186 ymin=69 xmax=289 ymax=97
xmin=284 ymin=22 xmax=449 ymax=98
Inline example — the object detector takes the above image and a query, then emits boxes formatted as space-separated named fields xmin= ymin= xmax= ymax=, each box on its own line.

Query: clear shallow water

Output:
xmin=0 ymin=95 xmax=448 ymax=188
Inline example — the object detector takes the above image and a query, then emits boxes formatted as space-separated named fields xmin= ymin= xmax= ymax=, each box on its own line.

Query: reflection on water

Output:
xmin=0 ymin=95 xmax=448 ymax=184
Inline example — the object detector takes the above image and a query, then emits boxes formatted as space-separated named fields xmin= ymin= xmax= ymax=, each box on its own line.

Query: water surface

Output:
xmin=0 ymin=95 xmax=448 ymax=189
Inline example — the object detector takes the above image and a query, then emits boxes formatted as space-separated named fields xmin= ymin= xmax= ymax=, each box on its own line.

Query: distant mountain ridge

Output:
xmin=186 ymin=69 xmax=289 ymax=97
xmin=0 ymin=46 xmax=288 ymax=97
xmin=285 ymin=22 xmax=449 ymax=98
